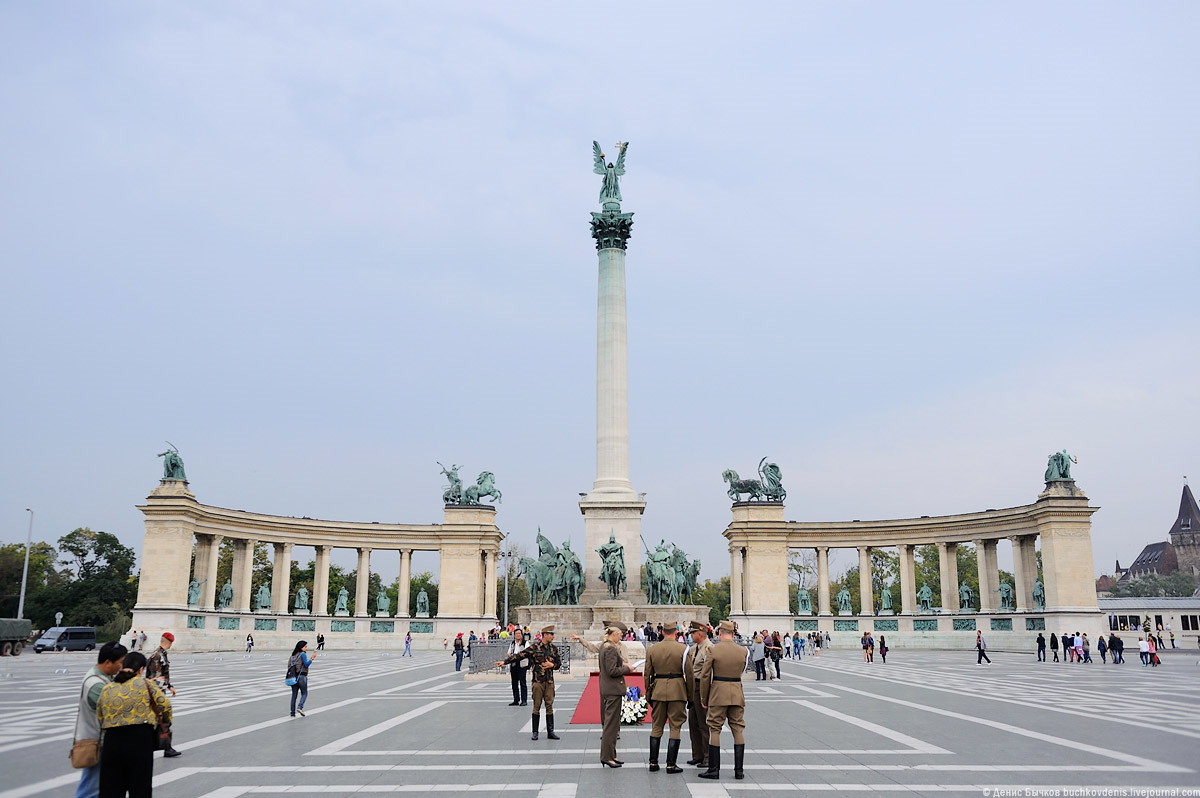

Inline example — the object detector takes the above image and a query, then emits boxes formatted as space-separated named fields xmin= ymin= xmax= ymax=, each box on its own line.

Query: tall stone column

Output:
xmin=232 ymin=539 xmax=254 ymax=613
xmin=729 ymin=547 xmax=743 ymax=615
xmin=355 ymin=548 xmax=372 ymax=617
xmin=272 ymin=543 xmax=292 ymax=614
xmin=1022 ymin=535 xmax=1041 ymax=606
xmin=858 ymin=546 xmax=873 ymax=615
xmin=484 ymin=549 xmax=498 ymax=619
xmin=398 ymin=549 xmax=412 ymax=618
xmin=313 ymin=545 xmax=332 ymax=616
xmin=580 ymin=204 xmax=647 ymax=601
xmin=936 ymin=542 xmax=958 ymax=612
xmin=898 ymin=544 xmax=917 ymax=614
xmin=1010 ymin=536 xmax=1030 ymax=612
xmin=201 ymin=534 xmax=222 ymax=610
xmin=976 ymin=539 xmax=998 ymax=612
xmin=816 ymin=547 xmax=831 ymax=616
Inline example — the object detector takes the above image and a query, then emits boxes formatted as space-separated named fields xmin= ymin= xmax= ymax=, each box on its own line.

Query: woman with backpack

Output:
xmin=287 ymin=640 xmax=317 ymax=717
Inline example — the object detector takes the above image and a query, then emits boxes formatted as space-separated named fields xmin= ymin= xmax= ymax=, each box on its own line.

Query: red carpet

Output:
xmin=569 ymin=671 xmax=653 ymax=724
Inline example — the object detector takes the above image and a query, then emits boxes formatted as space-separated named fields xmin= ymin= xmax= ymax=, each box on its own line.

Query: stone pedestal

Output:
xmin=335 ymin=610 xmax=350 ymax=617
xmin=416 ymin=612 xmax=430 ymax=619
xmin=579 ymin=494 xmax=647 ymax=603
xmin=375 ymin=611 xmax=390 ymax=618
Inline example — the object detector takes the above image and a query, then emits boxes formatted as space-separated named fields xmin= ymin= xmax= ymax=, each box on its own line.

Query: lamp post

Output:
xmin=498 ymin=548 xmax=516 ymax=628
xmin=18 ymin=509 xmax=33 ymax=619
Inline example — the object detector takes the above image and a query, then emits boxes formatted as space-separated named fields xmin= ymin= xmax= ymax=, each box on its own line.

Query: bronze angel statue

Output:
xmin=593 ymin=140 xmax=628 ymax=208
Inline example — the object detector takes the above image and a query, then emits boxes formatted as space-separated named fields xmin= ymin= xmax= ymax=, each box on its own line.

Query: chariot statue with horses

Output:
xmin=722 ymin=457 xmax=786 ymax=503
xmin=439 ymin=462 xmax=502 ymax=505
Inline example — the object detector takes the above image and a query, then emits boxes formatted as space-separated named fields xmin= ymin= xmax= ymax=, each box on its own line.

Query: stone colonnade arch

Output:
xmin=726 ymin=481 xmax=1105 ymax=648
xmin=131 ymin=480 xmax=501 ymax=650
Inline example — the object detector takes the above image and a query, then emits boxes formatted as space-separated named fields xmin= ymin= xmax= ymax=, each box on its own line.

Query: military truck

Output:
xmin=0 ymin=618 xmax=33 ymax=656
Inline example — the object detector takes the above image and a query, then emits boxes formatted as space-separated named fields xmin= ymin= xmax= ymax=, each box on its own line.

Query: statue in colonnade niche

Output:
xmin=1044 ymin=449 xmax=1076 ymax=482
xmin=917 ymin=583 xmax=934 ymax=612
xmin=376 ymin=588 xmax=390 ymax=615
xmin=879 ymin=585 xmax=893 ymax=613
xmin=334 ymin=587 xmax=350 ymax=615
xmin=295 ymin=584 xmax=310 ymax=612
xmin=217 ymin=579 xmax=234 ymax=609
xmin=836 ymin=587 xmax=852 ymax=615
xmin=796 ymin=587 xmax=813 ymax=615
xmin=255 ymin=583 xmax=271 ymax=611
xmin=157 ymin=443 xmax=187 ymax=481
xmin=1032 ymin=580 xmax=1045 ymax=611
xmin=415 ymin=589 xmax=430 ymax=616
xmin=187 ymin=579 xmax=205 ymax=607
xmin=959 ymin=582 xmax=975 ymax=611
xmin=998 ymin=581 xmax=1015 ymax=611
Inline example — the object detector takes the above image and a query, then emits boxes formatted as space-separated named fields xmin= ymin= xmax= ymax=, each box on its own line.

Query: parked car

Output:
xmin=33 ymin=626 xmax=96 ymax=653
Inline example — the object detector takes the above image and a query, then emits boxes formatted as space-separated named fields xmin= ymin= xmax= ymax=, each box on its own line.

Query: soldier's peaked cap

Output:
xmin=718 ymin=620 xmax=737 ymax=633
xmin=540 ymin=625 xmax=555 ymax=634
xmin=605 ymin=620 xmax=628 ymax=634
xmin=689 ymin=621 xmax=707 ymax=632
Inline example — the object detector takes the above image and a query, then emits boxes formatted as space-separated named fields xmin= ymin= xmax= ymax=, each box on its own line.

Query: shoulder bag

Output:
xmin=144 ymin=681 xmax=173 ymax=751
xmin=68 ymin=676 xmax=103 ymax=768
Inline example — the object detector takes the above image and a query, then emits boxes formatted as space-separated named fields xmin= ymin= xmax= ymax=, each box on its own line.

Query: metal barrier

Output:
xmin=468 ymin=641 xmax=572 ymax=675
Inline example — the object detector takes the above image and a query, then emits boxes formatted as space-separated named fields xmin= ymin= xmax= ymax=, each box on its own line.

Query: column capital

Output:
xmin=590 ymin=210 xmax=634 ymax=251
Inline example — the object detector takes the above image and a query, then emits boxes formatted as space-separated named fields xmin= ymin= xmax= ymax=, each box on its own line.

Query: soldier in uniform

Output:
xmin=645 ymin=619 xmax=688 ymax=773
xmin=598 ymin=621 xmax=633 ymax=768
xmin=683 ymin=620 xmax=714 ymax=767
xmin=699 ymin=620 xmax=750 ymax=780
xmin=496 ymin=625 xmax=561 ymax=741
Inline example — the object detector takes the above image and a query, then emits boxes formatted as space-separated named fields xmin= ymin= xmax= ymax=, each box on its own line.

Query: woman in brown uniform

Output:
xmin=598 ymin=621 xmax=633 ymax=768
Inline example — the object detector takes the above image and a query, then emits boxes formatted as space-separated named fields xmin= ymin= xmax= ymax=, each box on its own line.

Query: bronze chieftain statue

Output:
xmin=596 ymin=532 xmax=627 ymax=599
xmin=521 ymin=530 xmax=583 ymax=605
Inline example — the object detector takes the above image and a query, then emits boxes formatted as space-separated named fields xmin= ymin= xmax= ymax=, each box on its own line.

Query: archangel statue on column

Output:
xmin=593 ymin=141 xmax=628 ymax=209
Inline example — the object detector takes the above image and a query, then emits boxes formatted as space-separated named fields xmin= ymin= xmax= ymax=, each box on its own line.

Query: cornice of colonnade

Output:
xmin=138 ymin=483 xmax=503 ymax=550
xmin=723 ymin=490 xmax=1099 ymax=549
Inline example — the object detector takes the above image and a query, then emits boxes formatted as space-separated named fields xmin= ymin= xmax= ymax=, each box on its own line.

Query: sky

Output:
xmin=1 ymin=2 xmax=1197 ymax=586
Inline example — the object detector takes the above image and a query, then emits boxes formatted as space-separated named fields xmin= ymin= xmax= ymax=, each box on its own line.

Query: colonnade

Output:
xmin=724 ymin=481 xmax=1101 ymax=624
xmin=134 ymin=480 xmax=502 ymax=635
xmin=729 ymin=534 xmax=1041 ymax=616
xmin=188 ymin=537 xmax=493 ymax=618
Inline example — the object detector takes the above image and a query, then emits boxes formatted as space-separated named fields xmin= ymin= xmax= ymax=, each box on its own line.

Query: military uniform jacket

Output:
xmin=598 ymin=640 xmax=631 ymax=696
xmin=645 ymin=638 xmax=687 ymax=703
xmin=146 ymin=646 xmax=172 ymax=689
xmin=684 ymin=637 xmax=714 ymax=703
xmin=699 ymin=640 xmax=749 ymax=708
xmin=506 ymin=640 xmax=560 ymax=684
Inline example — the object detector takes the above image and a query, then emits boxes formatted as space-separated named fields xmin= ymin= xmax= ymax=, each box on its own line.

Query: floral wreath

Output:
xmin=621 ymin=686 xmax=648 ymax=725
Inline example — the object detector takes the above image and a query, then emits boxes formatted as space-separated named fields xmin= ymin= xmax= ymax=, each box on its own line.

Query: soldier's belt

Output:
xmin=654 ymin=673 xmax=684 ymax=678
xmin=713 ymin=676 xmax=741 ymax=682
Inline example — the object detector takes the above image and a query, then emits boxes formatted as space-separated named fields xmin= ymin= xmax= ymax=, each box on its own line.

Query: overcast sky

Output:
xmin=2 ymin=3 xmax=1197 ymax=585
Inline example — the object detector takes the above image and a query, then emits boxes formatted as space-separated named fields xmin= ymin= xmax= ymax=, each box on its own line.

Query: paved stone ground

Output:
xmin=2 ymin=646 xmax=1199 ymax=798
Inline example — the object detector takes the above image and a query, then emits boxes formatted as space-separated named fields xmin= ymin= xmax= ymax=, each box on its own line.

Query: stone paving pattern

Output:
xmin=2 ymin=645 xmax=1199 ymax=798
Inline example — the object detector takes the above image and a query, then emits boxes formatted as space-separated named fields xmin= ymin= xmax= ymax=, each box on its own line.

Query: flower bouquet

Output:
xmin=621 ymin=685 xmax=648 ymax=725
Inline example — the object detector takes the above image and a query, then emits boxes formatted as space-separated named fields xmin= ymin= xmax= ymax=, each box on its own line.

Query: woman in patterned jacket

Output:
xmin=96 ymin=651 xmax=172 ymax=798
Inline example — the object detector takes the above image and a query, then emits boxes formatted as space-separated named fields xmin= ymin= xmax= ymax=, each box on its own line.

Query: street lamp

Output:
xmin=498 ymin=548 xmax=517 ymax=628
xmin=17 ymin=509 xmax=33 ymax=619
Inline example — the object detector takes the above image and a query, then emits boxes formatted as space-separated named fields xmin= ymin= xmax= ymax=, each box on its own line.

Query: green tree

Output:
xmin=29 ymin=528 xmax=137 ymax=632
xmin=1109 ymin=572 xmax=1196 ymax=598
xmin=0 ymin=541 xmax=68 ymax=617
xmin=692 ymin=577 xmax=730 ymax=624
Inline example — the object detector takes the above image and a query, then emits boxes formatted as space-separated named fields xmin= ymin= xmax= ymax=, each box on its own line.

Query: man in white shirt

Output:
xmin=74 ymin=642 xmax=127 ymax=798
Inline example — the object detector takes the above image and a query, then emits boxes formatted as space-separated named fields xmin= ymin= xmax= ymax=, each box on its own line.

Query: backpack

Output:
xmin=285 ymin=655 xmax=301 ymax=686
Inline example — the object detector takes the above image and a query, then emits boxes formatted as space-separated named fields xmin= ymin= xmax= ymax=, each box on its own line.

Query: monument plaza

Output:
xmin=2 ymin=647 xmax=1198 ymax=798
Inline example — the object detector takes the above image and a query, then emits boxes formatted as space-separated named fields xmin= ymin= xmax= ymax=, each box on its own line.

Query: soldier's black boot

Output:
xmin=546 ymin=714 xmax=559 ymax=740
xmin=698 ymin=745 xmax=720 ymax=779
xmin=666 ymin=738 xmax=683 ymax=774
xmin=648 ymin=736 xmax=661 ymax=772
xmin=734 ymin=743 xmax=745 ymax=780
xmin=531 ymin=714 xmax=539 ymax=741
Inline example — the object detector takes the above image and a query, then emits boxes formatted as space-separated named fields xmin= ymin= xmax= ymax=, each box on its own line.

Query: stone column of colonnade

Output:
xmin=484 ymin=550 xmax=498 ymax=618
xmin=857 ymin=547 xmax=873 ymax=615
xmin=398 ymin=549 xmax=412 ymax=618
xmin=194 ymin=534 xmax=223 ymax=610
xmin=897 ymin=543 xmax=917 ymax=614
xmin=729 ymin=547 xmax=743 ymax=615
xmin=355 ymin=548 xmax=372 ymax=616
xmin=313 ymin=545 xmax=332 ymax=616
xmin=816 ymin=546 xmax=831 ymax=615
xmin=231 ymin=539 xmax=254 ymax=612
xmin=272 ymin=543 xmax=292 ymax=614
xmin=976 ymin=539 xmax=1000 ymax=612
xmin=936 ymin=542 xmax=960 ymax=613
xmin=1010 ymin=535 xmax=1040 ymax=612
